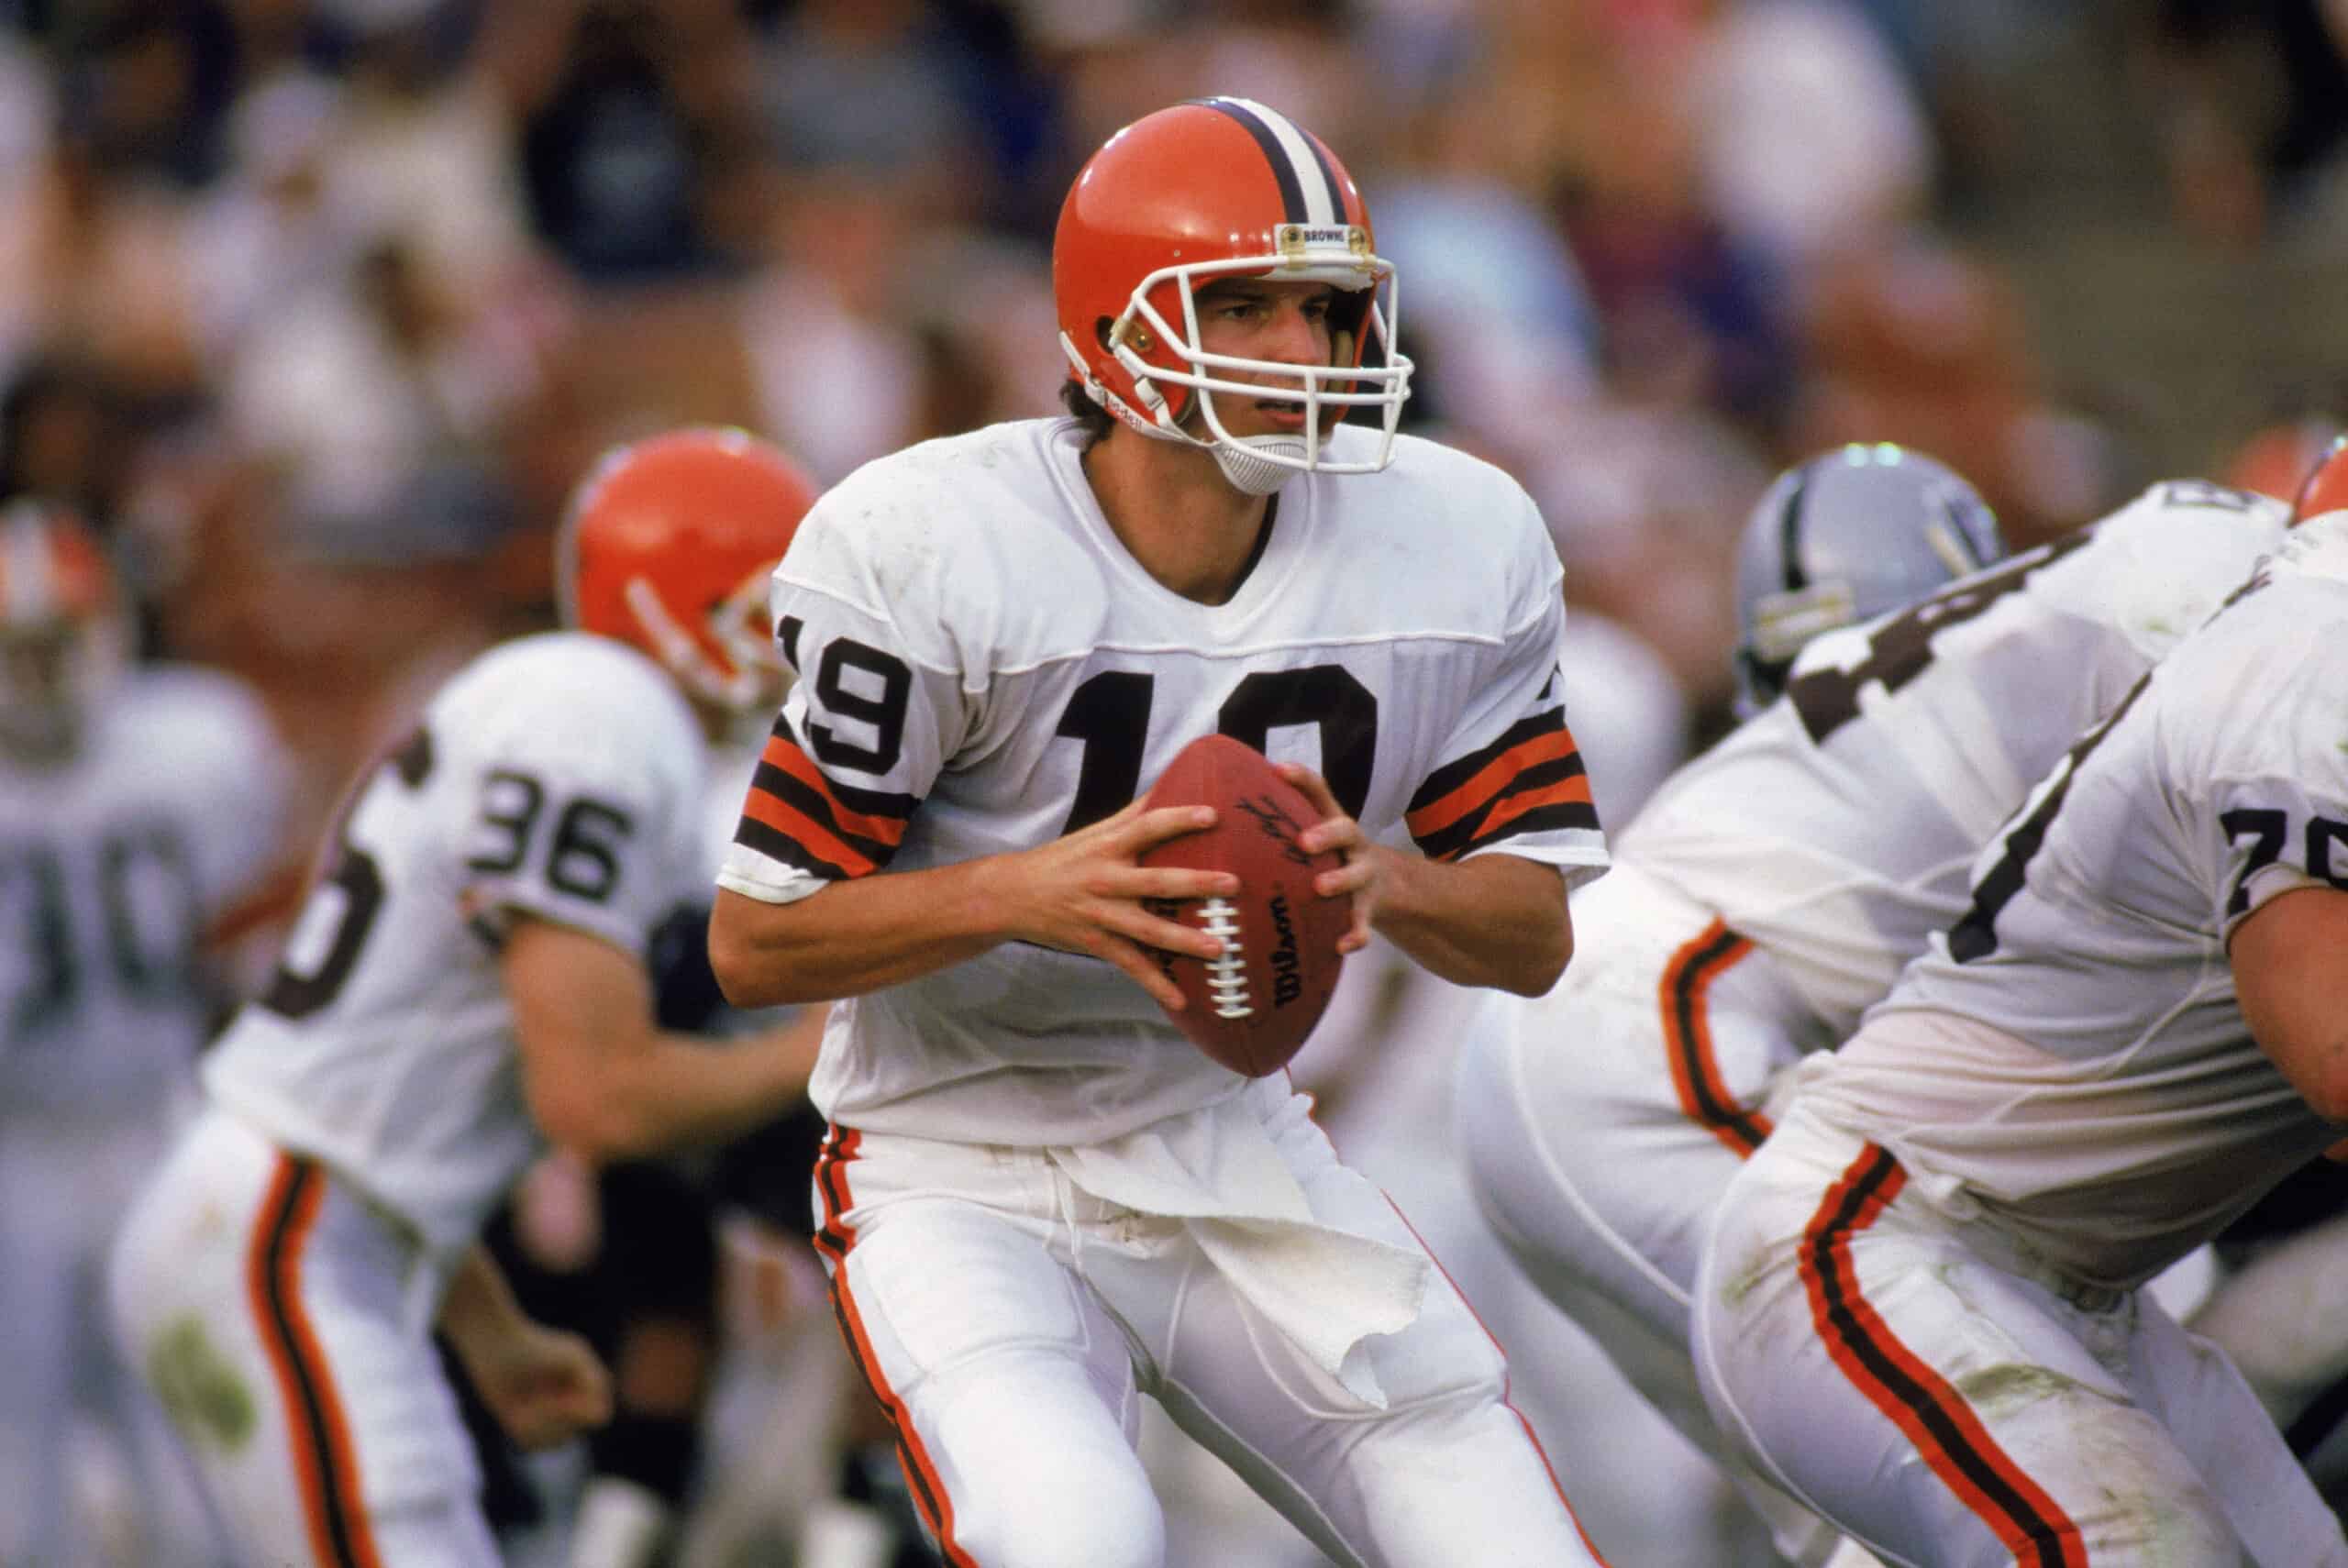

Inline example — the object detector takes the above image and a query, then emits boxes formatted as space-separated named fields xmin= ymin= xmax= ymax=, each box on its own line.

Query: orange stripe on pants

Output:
xmin=1798 ymin=1143 xmax=2088 ymax=1567
xmin=243 ymin=1154 xmax=386 ymax=1568
xmin=814 ymin=1128 xmax=980 ymax=1568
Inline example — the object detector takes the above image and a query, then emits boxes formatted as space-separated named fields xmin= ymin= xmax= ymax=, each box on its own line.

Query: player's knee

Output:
xmin=2086 ymin=1460 xmax=2238 ymax=1564
xmin=949 ymin=1446 xmax=1163 ymax=1568
xmin=1338 ymin=1397 xmax=1596 ymax=1564
xmin=1357 ymin=1281 xmax=1512 ymax=1416
xmin=2150 ymin=1500 xmax=2243 ymax=1565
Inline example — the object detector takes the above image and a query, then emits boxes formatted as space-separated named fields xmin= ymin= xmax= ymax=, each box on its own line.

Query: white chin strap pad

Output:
xmin=1213 ymin=435 xmax=1308 ymax=496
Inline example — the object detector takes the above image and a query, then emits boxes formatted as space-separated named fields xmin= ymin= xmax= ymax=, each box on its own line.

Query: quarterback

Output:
xmin=709 ymin=99 xmax=1613 ymax=1567
xmin=107 ymin=430 xmax=826 ymax=1567
xmin=1461 ymin=456 xmax=2293 ymax=1564
xmin=1691 ymin=447 xmax=2348 ymax=1565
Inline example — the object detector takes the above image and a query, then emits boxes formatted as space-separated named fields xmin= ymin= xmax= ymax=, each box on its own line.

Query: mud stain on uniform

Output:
xmin=147 ymin=1315 xmax=256 ymax=1453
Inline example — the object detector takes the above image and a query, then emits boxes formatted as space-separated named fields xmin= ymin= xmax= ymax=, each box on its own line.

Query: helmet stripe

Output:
xmin=1193 ymin=97 xmax=1341 ymax=226
xmin=1290 ymin=120 xmax=1349 ymax=226
xmin=1778 ymin=466 xmax=1814 ymax=593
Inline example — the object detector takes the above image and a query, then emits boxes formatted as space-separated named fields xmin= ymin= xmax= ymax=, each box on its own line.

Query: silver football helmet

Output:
xmin=1732 ymin=444 xmax=2005 ymax=715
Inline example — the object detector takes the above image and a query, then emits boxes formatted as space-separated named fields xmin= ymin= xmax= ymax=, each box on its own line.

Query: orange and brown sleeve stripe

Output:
xmin=244 ymin=1154 xmax=386 ymax=1568
xmin=1406 ymin=708 xmax=1598 ymax=862
xmin=735 ymin=716 xmax=919 ymax=882
xmin=1799 ymin=1144 xmax=2088 ymax=1567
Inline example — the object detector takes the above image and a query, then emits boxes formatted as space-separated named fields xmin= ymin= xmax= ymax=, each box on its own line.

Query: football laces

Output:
xmin=1199 ymin=898 xmax=1252 ymax=1018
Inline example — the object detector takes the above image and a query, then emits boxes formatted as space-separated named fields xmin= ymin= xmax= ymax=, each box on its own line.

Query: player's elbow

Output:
xmin=709 ymin=941 xmax=833 ymax=1010
xmin=707 ymin=925 xmax=773 ymax=1010
xmin=527 ymin=1077 xmax=661 ymax=1164
xmin=1495 ymin=894 xmax=1573 ymax=997
xmin=1500 ymin=930 xmax=1571 ymax=997
xmin=708 ymin=893 xmax=803 ymax=1010
xmin=2296 ymin=1046 xmax=2348 ymax=1125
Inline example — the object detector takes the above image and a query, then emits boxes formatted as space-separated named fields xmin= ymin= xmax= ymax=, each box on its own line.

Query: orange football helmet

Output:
xmin=0 ymin=498 xmax=125 ymax=762
xmin=2287 ymin=433 xmax=2348 ymax=528
xmin=2224 ymin=417 xmax=2344 ymax=503
xmin=556 ymin=427 xmax=819 ymax=713
xmin=1053 ymin=97 xmax=1412 ymax=489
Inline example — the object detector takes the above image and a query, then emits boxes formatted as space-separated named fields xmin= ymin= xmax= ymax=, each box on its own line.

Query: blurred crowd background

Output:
xmin=8 ymin=0 xmax=2348 ymax=852
xmin=7 ymin=2 xmax=2348 ymax=1562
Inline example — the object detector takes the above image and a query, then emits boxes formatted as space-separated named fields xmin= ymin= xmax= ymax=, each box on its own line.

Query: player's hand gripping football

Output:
xmin=993 ymin=797 xmax=1236 ymax=1012
xmin=1275 ymin=762 xmax=1376 ymax=955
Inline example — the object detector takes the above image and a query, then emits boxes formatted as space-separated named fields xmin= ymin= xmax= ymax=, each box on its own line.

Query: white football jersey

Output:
xmin=717 ymin=417 xmax=1609 ymax=1145
xmin=0 ymin=665 xmax=290 ymax=1117
xmin=1800 ymin=513 xmax=2348 ymax=1290
xmin=204 ymin=633 xmax=707 ymax=1259
xmin=1621 ymin=480 xmax=2287 ymax=1038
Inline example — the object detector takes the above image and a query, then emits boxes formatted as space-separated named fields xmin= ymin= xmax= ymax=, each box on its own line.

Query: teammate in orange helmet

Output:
xmin=2221 ymin=417 xmax=2344 ymax=502
xmin=709 ymin=100 xmax=1614 ymax=1566
xmin=108 ymin=428 xmax=827 ymax=1568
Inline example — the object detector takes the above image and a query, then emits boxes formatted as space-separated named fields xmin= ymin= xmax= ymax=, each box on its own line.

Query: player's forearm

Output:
xmin=437 ymin=1244 xmax=525 ymax=1349
xmin=581 ymin=1026 xmax=818 ymax=1158
xmin=1368 ymin=847 xmax=1570 ymax=996
xmin=709 ymin=864 xmax=1014 ymax=1009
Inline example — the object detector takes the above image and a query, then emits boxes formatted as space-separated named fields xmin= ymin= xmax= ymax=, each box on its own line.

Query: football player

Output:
xmin=1460 ymin=450 xmax=2298 ymax=1565
xmin=708 ymin=98 xmax=1614 ymax=1568
xmin=1690 ymin=442 xmax=2348 ymax=1565
xmin=106 ymin=428 xmax=828 ymax=1568
xmin=1 ymin=498 xmax=294 ymax=1568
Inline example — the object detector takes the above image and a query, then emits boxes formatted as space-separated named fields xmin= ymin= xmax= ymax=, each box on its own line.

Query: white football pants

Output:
xmin=108 ymin=1107 xmax=499 ymax=1568
xmin=1695 ymin=1104 xmax=2348 ymax=1568
xmin=1458 ymin=867 xmax=1849 ymax=1564
xmin=810 ymin=1083 xmax=1611 ymax=1568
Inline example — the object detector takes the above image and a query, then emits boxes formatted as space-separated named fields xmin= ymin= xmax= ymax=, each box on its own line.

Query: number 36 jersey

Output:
xmin=1801 ymin=513 xmax=2348 ymax=1290
xmin=717 ymin=417 xmax=1610 ymax=1146
xmin=204 ymin=633 xmax=707 ymax=1259
xmin=1621 ymin=480 xmax=2287 ymax=1041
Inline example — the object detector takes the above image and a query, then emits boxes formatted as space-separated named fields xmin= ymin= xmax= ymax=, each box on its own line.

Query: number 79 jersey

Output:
xmin=716 ymin=417 xmax=1610 ymax=1145
xmin=1619 ymin=480 xmax=2287 ymax=1040
xmin=203 ymin=633 xmax=708 ymax=1259
xmin=1802 ymin=514 xmax=2348 ymax=1289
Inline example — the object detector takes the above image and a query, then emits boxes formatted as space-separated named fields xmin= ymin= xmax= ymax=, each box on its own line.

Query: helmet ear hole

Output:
xmin=1093 ymin=316 xmax=1117 ymax=351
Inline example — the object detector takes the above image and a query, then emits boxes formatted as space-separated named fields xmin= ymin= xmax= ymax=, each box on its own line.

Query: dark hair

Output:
xmin=1059 ymin=378 xmax=1116 ymax=448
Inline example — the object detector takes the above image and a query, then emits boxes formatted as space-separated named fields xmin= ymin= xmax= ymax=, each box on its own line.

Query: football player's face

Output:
xmin=1193 ymin=280 xmax=1335 ymax=436
xmin=0 ymin=623 xmax=86 ymax=763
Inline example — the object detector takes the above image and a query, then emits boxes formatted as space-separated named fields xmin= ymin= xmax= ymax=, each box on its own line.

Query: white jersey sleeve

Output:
xmin=1801 ymin=520 xmax=2348 ymax=1289
xmin=714 ymin=481 xmax=958 ymax=907
xmin=1401 ymin=486 xmax=1607 ymax=878
xmin=447 ymin=649 xmax=703 ymax=955
xmin=1619 ymin=480 xmax=2287 ymax=1037
xmin=132 ymin=665 xmax=296 ymax=919
xmin=203 ymin=634 xmax=706 ymax=1258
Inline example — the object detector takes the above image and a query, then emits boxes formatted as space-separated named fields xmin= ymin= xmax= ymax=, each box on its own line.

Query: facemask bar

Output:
xmin=1075 ymin=250 xmax=1413 ymax=476
xmin=621 ymin=565 xmax=785 ymax=714
xmin=0 ymin=612 xmax=126 ymax=762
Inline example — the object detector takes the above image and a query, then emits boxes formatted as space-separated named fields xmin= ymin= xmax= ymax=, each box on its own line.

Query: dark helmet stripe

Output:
xmin=1292 ymin=121 xmax=1348 ymax=224
xmin=1778 ymin=464 xmax=1814 ymax=593
xmin=1191 ymin=96 xmax=1341 ymax=226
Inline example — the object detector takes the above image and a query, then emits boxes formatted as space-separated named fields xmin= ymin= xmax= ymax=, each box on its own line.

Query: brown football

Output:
xmin=1138 ymin=734 xmax=1349 ymax=1076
